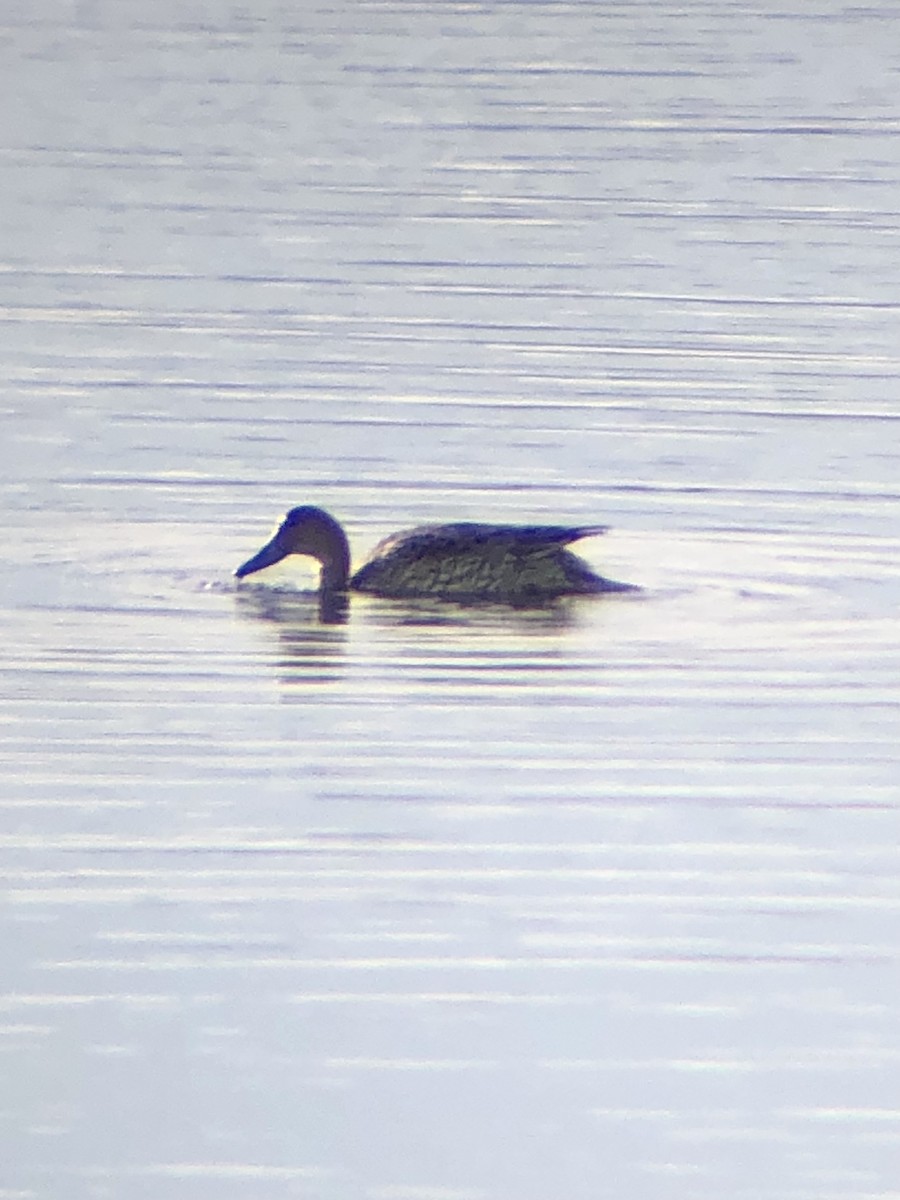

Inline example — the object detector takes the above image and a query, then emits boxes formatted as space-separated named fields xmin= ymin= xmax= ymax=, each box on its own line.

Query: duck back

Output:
xmin=349 ymin=522 xmax=626 ymax=602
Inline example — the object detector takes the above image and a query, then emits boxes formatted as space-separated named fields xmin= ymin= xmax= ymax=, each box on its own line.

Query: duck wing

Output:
xmin=350 ymin=522 xmax=614 ymax=599
xmin=366 ymin=522 xmax=608 ymax=561
xmin=468 ymin=523 xmax=609 ymax=547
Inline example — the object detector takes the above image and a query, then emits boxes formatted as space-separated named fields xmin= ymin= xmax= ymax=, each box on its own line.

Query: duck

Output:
xmin=234 ymin=505 xmax=636 ymax=603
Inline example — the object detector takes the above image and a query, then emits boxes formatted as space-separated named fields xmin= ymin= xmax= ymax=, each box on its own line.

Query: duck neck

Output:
xmin=317 ymin=518 xmax=352 ymax=592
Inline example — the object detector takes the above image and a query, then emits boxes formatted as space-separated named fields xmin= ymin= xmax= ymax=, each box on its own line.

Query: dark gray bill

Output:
xmin=234 ymin=537 xmax=289 ymax=579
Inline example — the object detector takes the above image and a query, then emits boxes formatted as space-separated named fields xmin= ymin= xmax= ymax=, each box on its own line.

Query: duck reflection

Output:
xmin=359 ymin=594 xmax=583 ymax=632
xmin=234 ymin=588 xmax=349 ymax=685
xmin=235 ymin=581 xmax=593 ymax=688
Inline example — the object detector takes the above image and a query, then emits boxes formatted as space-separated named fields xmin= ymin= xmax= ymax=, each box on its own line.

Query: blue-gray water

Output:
xmin=3 ymin=3 xmax=900 ymax=1198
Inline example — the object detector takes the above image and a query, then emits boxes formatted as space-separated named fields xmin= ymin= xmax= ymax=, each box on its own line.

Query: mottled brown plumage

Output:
xmin=235 ymin=506 xmax=635 ymax=602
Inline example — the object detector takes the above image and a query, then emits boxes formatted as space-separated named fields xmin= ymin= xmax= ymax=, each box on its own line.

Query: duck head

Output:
xmin=235 ymin=505 xmax=351 ymax=590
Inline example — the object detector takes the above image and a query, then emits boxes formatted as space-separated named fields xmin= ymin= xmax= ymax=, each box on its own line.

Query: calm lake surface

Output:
xmin=3 ymin=2 xmax=900 ymax=1197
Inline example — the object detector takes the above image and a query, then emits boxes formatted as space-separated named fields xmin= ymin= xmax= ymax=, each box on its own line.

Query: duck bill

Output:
xmin=234 ymin=536 xmax=289 ymax=579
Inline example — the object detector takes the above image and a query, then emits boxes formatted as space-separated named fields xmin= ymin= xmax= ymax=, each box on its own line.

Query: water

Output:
xmin=3 ymin=2 xmax=900 ymax=1197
